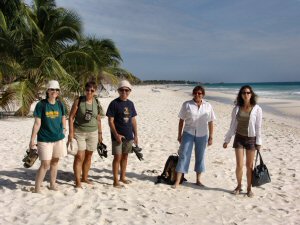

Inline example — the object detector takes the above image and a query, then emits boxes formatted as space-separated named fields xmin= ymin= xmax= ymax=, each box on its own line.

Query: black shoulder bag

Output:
xmin=252 ymin=150 xmax=271 ymax=187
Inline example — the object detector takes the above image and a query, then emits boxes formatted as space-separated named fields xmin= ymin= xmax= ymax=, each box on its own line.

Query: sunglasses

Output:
xmin=119 ymin=88 xmax=130 ymax=93
xmin=49 ymin=88 xmax=60 ymax=92
xmin=242 ymin=91 xmax=251 ymax=95
xmin=86 ymin=89 xmax=95 ymax=93
xmin=193 ymin=92 xmax=203 ymax=96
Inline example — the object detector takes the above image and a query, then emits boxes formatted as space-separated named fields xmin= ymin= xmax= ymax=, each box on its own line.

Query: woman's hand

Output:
xmin=29 ymin=141 xmax=36 ymax=150
xmin=68 ymin=133 xmax=74 ymax=143
xmin=223 ymin=143 xmax=228 ymax=149
xmin=98 ymin=135 xmax=103 ymax=144
xmin=208 ymin=137 xmax=213 ymax=146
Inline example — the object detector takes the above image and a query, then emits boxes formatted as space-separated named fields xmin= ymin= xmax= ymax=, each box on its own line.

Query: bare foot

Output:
xmin=49 ymin=185 xmax=59 ymax=191
xmin=195 ymin=182 xmax=205 ymax=187
xmin=171 ymin=184 xmax=179 ymax=189
xmin=82 ymin=179 xmax=94 ymax=185
xmin=120 ymin=179 xmax=132 ymax=184
xmin=232 ymin=186 xmax=242 ymax=195
xmin=247 ymin=190 xmax=254 ymax=198
xmin=113 ymin=182 xmax=125 ymax=189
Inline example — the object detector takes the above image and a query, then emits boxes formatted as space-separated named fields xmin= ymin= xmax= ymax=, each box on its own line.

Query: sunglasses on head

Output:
xmin=119 ymin=88 xmax=130 ymax=93
xmin=49 ymin=88 xmax=60 ymax=92
xmin=85 ymin=89 xmax=95 ymax=93
xmin=242 ymin=91 xmax=251 ymax=95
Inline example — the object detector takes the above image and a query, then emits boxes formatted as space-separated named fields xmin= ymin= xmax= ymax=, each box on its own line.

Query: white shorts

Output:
xmin=37 ymin=139 xmax=66 ymax=160
xmin=75 ymin=130 xmax=98 ymax=152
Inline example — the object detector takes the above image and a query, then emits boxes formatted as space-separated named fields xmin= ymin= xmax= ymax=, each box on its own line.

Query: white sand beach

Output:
xmin=0 ymin=85 xmax=299 ymax=225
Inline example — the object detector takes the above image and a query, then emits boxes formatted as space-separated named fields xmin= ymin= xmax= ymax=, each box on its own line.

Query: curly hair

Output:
xmin=235 ymin=85 xmax=257 ymax=106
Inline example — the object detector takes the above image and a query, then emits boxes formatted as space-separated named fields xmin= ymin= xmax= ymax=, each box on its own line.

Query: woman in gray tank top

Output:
xmin=68 ymin=81 xmax=103 ymax=188
xmin=223 ymin=85 xmax=262 ymax=198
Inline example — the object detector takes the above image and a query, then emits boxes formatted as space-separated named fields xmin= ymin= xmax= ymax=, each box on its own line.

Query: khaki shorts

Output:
xmin=112 ymin=140 xmax=133 ymax=155
xmin=37 ymin=139 xmax=66 ymax=160
xmin=75 ymin=130 xmax=98 ymax=152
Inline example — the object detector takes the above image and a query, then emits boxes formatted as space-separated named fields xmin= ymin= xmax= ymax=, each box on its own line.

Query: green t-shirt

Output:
xmin=74 ymin=97 xmax=99 ymax=132
xmin=34 ymin=99 xmax=66 ymax=142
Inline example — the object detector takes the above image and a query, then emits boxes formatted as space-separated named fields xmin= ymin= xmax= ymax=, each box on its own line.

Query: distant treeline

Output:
xmin=142 ymin=80 xmax=202 ymax=85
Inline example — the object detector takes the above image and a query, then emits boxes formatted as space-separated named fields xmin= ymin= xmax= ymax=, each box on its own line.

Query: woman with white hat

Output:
xmin=29 ymin=80 xmax=67 ymax=193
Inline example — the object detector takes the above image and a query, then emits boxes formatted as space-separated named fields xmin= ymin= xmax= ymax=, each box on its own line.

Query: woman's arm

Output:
xmin=97 ymin=114 xmax=103 ymax=143
xmin=224 ymin=107 xmax=238 ymax=146
xmin=208 ymin=121 xmax=213 ymax=146
xmin=29 ymin=117 xmax=41 ymax=148
xmin=68 ymin=99 xmax=79 ymax=141
xmin=255 ymin=106 xmax=263 ymax=146
xmin=177 ymin=119 xmax=184 ymax=143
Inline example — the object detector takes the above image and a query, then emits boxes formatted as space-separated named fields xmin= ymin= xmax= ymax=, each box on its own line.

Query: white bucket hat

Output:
xmin=47 ymin=80 xmax=60 ymax=90
xmin=118 ymin=80 xmax=132 ymax=90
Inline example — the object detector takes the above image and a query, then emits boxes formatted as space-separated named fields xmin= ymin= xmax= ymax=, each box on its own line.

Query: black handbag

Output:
xmin=252 ymin=150 xmax=271 ymax=187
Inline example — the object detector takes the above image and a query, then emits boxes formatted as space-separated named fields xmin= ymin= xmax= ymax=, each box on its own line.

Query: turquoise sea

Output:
xmin=204 ymin=82 xmax=300 ymax=100
xmin=173 ymin=82 xmax=300 ymax=118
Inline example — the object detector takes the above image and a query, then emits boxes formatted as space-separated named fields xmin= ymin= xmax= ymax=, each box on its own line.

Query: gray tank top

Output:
xmin=236 ymin=110 xmax=251 ymax=136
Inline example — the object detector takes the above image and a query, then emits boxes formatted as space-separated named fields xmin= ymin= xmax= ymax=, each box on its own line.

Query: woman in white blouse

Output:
xmin=223 ymin=85 xmax=262 ymax=197
xmin=173 ymin=86 xmax=216 ymax=189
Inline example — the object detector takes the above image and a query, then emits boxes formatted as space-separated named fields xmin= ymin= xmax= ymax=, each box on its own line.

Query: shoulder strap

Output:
xmin=41 ymin=99 xmax=47 ymax=116
xmin=94 ymin=96 xmax=102 ymax=115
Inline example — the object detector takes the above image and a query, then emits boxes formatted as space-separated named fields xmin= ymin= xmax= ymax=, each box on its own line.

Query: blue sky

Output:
xmin=30 ymin=0 xmax=300 ymax=83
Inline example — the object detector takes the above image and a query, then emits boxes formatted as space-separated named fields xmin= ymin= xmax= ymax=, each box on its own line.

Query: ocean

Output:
xmin=204 ymin=82 xmax=300 ymax=100
xmin=174 ymin=82 xmax=300 ymax=100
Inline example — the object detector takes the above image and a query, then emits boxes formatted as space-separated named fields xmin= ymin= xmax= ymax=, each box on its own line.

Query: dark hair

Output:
xmin=192 ymin=85 xmax=205 ymax=96
xmin=85 ymin=81 xmax=97 ymax=90
xmin=45 ymin=91 xmax=59 ymax=100
xmin=235 ymin=85 xmax=257 ymax=106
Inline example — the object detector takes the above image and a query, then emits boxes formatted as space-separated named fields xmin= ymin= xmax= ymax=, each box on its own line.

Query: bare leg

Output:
xmin=82 ymin=150 xmax=94 ymax=184
xmin=73 ymin=150 xmax=85 ymax=188
xmin=49 ymin=158 xmax=59 ymax=190
xmin=120 ymin=153 xmax=129 ymax=183
xmin=113 ymin=154 xmax=122 ymax=187
xmin=172 ymin=172 xmax=183 ymax=189
xmin=246 ymin=149 xmax=256 ymax=197
xmin=234 ymin=148 xmax=244 ymax=193
xmin=35 ymin=160 xmax=50 ymax=193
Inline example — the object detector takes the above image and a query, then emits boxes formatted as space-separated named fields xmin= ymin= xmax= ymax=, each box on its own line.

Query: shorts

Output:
xmin=75 ymin=130 xmax=98 ymax=152
xmin=112 ymin=140 xmax=133 ymax=155
xmin=233 ymin=133 xmax=256 ymax=150
xmin=37 ymin=139 xmax=66 ymax=160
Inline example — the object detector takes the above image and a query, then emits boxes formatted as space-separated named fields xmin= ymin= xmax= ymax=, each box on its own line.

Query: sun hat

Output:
xmin=118 ymin=80 xmax=132 ymax=90
xmin=47 ymin=80 xmax=60 ymax=90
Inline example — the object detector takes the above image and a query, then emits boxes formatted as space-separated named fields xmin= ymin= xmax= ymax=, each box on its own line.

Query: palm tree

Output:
xmin=0 ymin=0 xmax=140 ymax=116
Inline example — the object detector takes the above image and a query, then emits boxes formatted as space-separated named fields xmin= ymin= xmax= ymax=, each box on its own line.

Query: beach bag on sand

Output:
xmin=252 ymin=150 xmax=271 ymax=187
xmin=155 ymin=154 xmax=186 ymax=185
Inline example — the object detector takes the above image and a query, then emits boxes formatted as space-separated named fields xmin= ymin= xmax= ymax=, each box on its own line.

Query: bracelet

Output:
xmin=98 ymin=131 xmax=102 ymax=134
xmin=208 ymin=137 xmax=213 ymax=140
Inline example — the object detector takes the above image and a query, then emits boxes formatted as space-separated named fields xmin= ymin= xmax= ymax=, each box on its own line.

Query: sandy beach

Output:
xmin=0 ymin=85 xmax=299 ymax=225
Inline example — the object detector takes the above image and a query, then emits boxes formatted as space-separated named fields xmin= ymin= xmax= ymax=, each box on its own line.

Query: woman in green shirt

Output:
xmin=29 ymin=80 xmax=66 ymax=193
xmin=68 ymin=81 xmax=103 ymax=188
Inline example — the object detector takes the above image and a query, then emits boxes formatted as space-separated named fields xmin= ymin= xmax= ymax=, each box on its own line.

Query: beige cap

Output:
xmin=47 ymin=80 xmax=60 ymax=89
xmin=118 ymin=80 xmax=132 ymax=90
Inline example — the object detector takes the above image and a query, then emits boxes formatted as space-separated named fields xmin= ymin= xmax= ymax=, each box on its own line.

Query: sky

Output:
xmin=28 ymin=0 xmax=300 ymax=83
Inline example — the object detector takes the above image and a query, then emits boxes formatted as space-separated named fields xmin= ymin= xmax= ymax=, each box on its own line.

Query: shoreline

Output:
xmin=0 ymin=85 xmax=299 ymax=225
